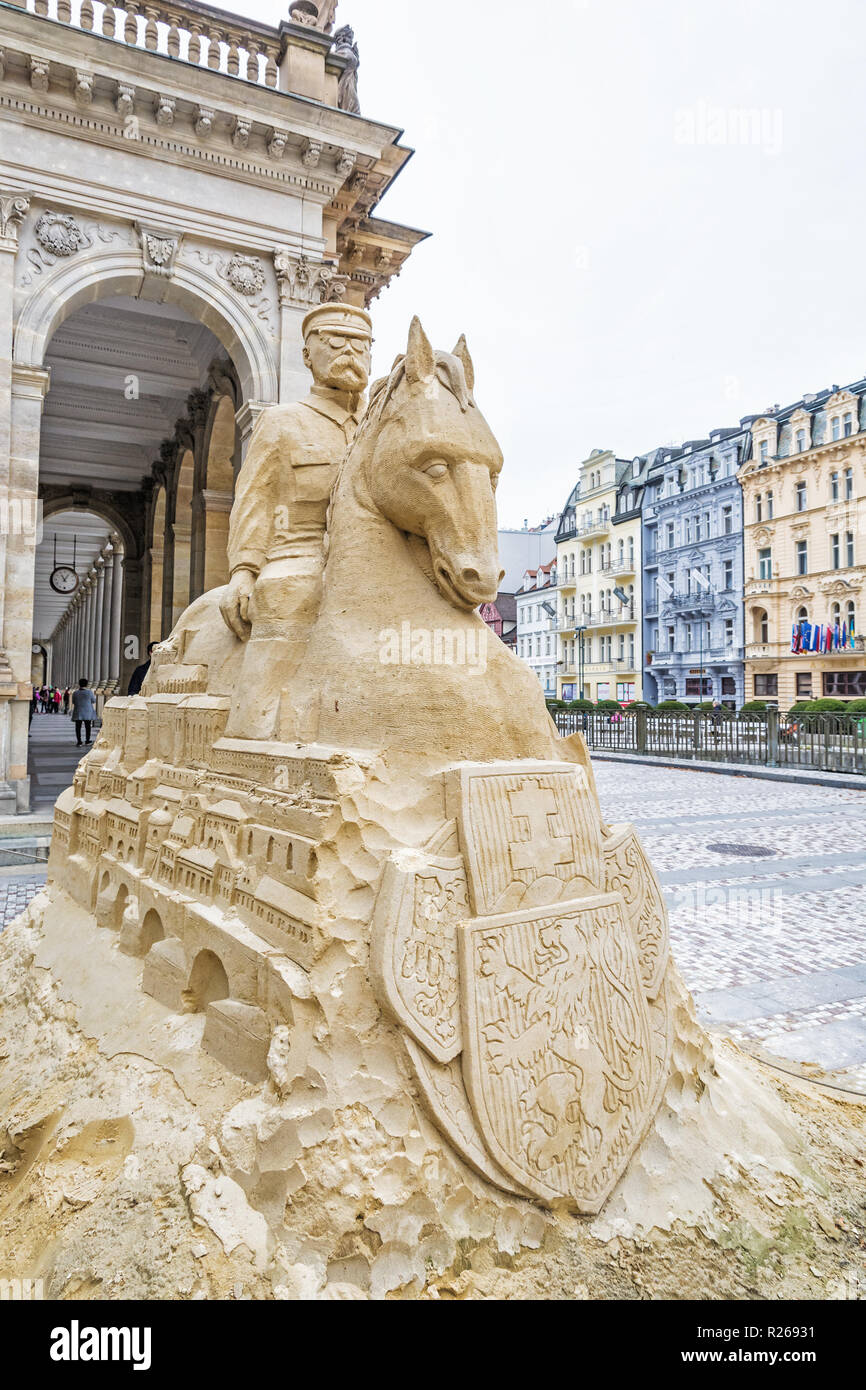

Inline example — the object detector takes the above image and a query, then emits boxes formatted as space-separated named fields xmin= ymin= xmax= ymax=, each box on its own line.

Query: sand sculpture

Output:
xmin=2 ymin=313 xmax=854 ymax=1299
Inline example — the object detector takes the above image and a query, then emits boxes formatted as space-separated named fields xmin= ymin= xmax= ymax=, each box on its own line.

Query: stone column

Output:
xmin=93 ymin=555 xmax=107 ymax=691
xmin=0 ymin=191 xmax=33 ymax=813
xmin=201 ymin=489 xmax=234 ymax=592
xmin=107 ymin=538 xmax=124 ymax=692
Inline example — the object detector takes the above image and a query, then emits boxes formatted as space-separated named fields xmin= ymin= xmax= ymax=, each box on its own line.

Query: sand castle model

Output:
xmin=2 ymin=311 xmax=849 ymax=1299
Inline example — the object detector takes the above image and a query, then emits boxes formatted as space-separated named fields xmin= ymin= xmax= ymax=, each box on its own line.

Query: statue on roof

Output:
xmin=334 ymin=24 xmax=360 ymax=114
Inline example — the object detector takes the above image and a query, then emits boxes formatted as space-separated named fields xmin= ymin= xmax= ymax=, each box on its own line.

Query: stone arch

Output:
xmin=183 ymin=949 xmax=230 ymax=1013
xmin=13 ymin=248 xmax=278 ymax=406
xmin=112 ymin=882 xmax=129 ymax=931
xmin=140 ymin=909 xmax=165 ymax=956
xmin=38 ymin=501 xmax=137 ymax=692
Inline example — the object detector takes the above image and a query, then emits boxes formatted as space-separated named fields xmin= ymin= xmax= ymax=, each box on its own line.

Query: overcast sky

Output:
xmin=236 ymin=0 xmax=866 ymax=529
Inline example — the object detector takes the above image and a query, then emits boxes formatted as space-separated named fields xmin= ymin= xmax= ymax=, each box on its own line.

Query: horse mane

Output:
xmin=324 ymin=348 xmax=475 ymax=557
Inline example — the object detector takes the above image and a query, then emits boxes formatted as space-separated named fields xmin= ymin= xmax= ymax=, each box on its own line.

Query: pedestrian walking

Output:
xmin=71 ymin=679 xmax=97 ymax=747
xmin=53 ymin=687 xmax=61 ymax=715
xmin=63 ymin=687 xmax=71 ymax=714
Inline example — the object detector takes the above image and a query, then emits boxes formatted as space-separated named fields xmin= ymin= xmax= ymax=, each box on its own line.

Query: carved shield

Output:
xmin=370 ymin=852 xmax=467 ymax=1064
xmin=603 ymin=824 xmax=669 ymax=999
xmin=459 ymin=892 xmax=664 ymax=1210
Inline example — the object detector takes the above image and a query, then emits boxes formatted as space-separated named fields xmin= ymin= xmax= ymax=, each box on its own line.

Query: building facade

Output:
xmin=555 ymin=449 xmax=642 ymax=703
xmin=516 ymin=560 xmax=557 ymax=698
xmin=642 ymin=428 xmax=748 ymax=707
xmin=740 ymin=382 xmax=866 ymax=707
xmin=0 ymin=0 xmax=423 ymax=811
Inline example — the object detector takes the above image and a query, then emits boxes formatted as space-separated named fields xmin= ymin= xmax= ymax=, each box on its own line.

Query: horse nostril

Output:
xmin=498 ymin=569 xmax=505 ymax=585
xmin=461 ymin=568 xmax=482 ymax=586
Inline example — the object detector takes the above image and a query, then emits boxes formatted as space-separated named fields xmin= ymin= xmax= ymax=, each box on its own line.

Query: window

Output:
xmin=847 ymin=532 xmax=855 ymax=568
xmin=754 ymin=674 xmax=778 ymax=697
xmin=845 ymin=468 xmax=854 ymax=500
xmin=724 ymin=618 xmax=734 ymax=648
xmin=758 ymin=548 xmax=772 ymax=580
xmin=796 ymin=672 xmax=812 ymax=699
xmin=767 ymin=490 xmax=774 ymax=518
xmin=831 ymin=534 xmax=840 ymax=569
xmin=723 ymin=559 xmax=733 ymax=589
xmin=831 ymin=416 xmax=841 ymax=441
xmin=684 ymin=517 xmax=692 ymax=544
xmin=667 ymin=625 xmax=675 ymax=651
xmin=823 ymin=671 xmax=866 ymax=698
xmin=686 ymin=677 xmax=712 ymax=697
xmin=722 ymin=677 xmax=736 ymax=696
xmin=831 ymin=471 xmax=839 ymax=501
xmin=617 ymin=682 xmax=636 ymax=702
xmin=759 ymin=611 xmax=769 ymax=643
xmin=760 ymin=441 xmax=769 ymax=463
xmin=666 ymin=522 xmax=675 ymax=549
xmin=685 ymin=624 xmax=692 ymax=652
xmin=844 ymin=413 xmax=854 ymax=437
xmin=796 ymin=428 xmax=806 ymax=453
xmin=848 ymin=601 xmax=856 ymax=633
xmin=722 ymin=505 xmax=733 ymax=534
xmin=694 ymin=515 xmax=702 ymax=541
xmin=795 ymin=480 xmax=807 ymax=511
xmin=755 ymin=494 xmax=763 ymax=522
xmin=796 ymin=539 xmax=808 ymax=575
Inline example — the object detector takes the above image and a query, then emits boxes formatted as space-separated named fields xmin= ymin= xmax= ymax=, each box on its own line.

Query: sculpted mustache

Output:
xmin=332 ymin=355 xmax=365 ymax=374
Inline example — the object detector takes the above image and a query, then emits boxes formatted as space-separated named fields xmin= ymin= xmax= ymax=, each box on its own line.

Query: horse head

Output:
xmin=349 ymin=317 xmax=505 ymax=610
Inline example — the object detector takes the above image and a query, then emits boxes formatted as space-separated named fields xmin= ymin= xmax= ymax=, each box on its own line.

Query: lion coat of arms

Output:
xmin=371 ymin=762 xmax=672 ymax=1211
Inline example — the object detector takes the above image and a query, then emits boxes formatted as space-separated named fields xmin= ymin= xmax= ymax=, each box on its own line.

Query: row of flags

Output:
xmin=791 ymin=620 xmax=855 ymax=654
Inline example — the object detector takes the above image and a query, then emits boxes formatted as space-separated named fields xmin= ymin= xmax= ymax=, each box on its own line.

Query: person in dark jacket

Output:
xmin=71 ymin=679 xmax=97 ymax=746
xmin=127 ymin=642 xmax=157 ymax=697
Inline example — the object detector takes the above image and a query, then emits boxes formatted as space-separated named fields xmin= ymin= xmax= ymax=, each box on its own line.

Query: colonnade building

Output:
xmin=0 ymin=0 xmax=425 ymax=812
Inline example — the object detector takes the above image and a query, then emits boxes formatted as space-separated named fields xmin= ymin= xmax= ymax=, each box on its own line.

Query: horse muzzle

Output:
xmin=434 ymin=558 xmax=505 ymax=610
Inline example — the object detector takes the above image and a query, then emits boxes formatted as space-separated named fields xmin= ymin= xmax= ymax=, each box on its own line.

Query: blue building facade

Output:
xmin=641 ymin=426 xmax=750 ymax=708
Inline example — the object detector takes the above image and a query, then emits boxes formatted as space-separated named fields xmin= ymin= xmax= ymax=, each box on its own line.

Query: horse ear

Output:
xmin=453 ymin=334 xmax=475 ymax=392
xmin=405 ymin=315 xmax=435 ymax=385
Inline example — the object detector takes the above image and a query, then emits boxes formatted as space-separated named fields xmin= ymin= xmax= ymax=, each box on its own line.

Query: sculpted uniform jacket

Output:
xmin=227 ymin=387 xmax=361 ymax=581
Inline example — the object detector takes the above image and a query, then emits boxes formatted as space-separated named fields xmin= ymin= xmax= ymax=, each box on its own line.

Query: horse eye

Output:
xmin=423 ymin=459 xmax=449 ymax=480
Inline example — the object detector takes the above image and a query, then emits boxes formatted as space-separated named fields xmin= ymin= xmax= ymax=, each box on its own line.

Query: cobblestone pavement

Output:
xmin=0 ymin=869 xmax=47 ymax=927
xmin=2 ymin=758 xmax=865 ymax=1092
xmin=594 ymin=759 xmax=866 ymax=1092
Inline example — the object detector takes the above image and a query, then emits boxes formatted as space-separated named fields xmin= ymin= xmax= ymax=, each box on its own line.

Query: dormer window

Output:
xmin=795 ymin=429 xmax=806 ymax=453
xmin=759 ymin=441 xmax=769 ymax=463
xmin=844 ymin=413 xmax=854 ymax=437
xmin=831 ymin=416 xmax=841 ymax=441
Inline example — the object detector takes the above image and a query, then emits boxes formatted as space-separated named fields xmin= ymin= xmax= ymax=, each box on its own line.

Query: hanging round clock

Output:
xmin=50 ymin=565 xmax=79 ymax=594
xmin=49 ymin=533 xmax=79 ymax=594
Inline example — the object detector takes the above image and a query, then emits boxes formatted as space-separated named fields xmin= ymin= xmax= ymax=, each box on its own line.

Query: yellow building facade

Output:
xmin=740 ymin=385 xmax=866 ymax=707
xmin=555 ymin=449 xmax=643 ymax=703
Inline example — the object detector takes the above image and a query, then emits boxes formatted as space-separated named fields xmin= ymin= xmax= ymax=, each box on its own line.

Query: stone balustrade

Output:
xmin=18 ymin=0 xmax=291 ymax=89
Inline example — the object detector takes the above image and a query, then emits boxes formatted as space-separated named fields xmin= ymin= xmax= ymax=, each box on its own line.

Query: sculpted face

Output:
xmin=304 ymin=330 xmax=372 ymax=395
xmin=366 ymin=320 xmax=505 ymax=610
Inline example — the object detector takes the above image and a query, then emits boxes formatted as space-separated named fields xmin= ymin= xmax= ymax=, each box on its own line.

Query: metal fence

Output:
xmin=553 ymin=709 xmax=866 ymax=776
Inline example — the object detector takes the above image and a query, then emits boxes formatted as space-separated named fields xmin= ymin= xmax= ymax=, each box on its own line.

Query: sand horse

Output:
xmin=291 ymin=317 xmax=586 ymax=772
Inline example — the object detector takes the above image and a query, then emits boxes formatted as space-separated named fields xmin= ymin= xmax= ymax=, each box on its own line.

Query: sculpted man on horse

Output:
xmin=218 ymin=301 xmax=372 ymax=738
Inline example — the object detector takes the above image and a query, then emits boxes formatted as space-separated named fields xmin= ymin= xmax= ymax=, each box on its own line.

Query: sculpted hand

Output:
xmin=220 ymin=568 xmax=256 ymax=641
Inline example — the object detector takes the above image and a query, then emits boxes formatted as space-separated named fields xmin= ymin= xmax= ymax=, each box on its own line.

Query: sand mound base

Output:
xmin=0 ymin=886 xmax=863 ymax=1302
